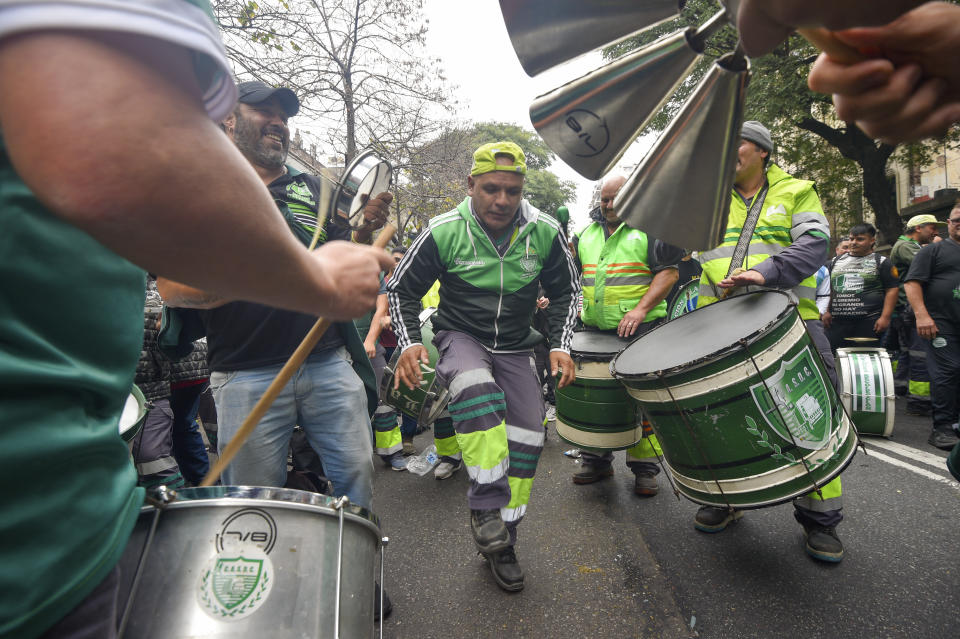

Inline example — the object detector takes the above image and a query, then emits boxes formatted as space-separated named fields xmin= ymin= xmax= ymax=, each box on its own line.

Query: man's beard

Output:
xmin=234 ymin=115 xmax=288 ymax=169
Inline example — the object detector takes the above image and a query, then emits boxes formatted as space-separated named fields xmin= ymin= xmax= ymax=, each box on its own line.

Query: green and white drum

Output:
xmin=555 ymin=330 xmax=642 ymax=452
xmin=380 ymin=308 xmax=449 ymax=426
xmin=612 ymin=291 xmax=857 ymax=509
xmin=836 ymin=347 xmax=895 ymax=437
xmin=119 ymin=384 xmax=148 ymax=443
xmin=667 ymin=279 xmax=699 ymax=320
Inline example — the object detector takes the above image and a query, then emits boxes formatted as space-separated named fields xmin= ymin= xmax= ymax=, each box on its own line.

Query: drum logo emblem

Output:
xmin=198 ymin=546 xmax=274 ymax=620
xmin=749 ymin=347 xmax=832 ymax=450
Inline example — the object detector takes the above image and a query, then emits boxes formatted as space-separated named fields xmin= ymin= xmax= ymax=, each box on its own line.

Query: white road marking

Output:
xmin=862 ymin=437 xmax=951 ymax=471
xmin=861 ymin=448 xmax=959 ymax=490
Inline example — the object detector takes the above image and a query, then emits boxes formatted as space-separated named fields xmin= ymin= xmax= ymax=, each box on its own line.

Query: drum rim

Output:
xmin=570 ymin=328 xmax=629 ymax=362
xmin=142 ymin=486 xmax=382 ymax=533
xmin=612 ymin=290 xmax=797 ymax=378
xmin=119 ymin=384 xmax=148 ymax=440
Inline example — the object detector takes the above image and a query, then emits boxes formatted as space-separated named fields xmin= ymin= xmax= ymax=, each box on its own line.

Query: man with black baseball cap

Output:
xmin=237 ymin=80 xmax=300 ymax=117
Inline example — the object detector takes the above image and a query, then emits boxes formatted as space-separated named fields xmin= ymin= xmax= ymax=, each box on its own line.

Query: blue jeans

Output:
xmin=210 ymin=347 xmax=375 ymax=509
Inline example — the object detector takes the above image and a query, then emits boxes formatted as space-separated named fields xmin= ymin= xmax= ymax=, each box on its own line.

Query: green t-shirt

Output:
xmin=0 ymin=2 xmax=235 ymax=637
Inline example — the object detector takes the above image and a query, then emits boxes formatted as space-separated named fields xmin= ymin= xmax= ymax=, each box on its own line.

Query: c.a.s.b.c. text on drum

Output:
xmin=554 ymin=330 xmax=643 ymax=452
xmin=612 ymin=291 xmax=857 ymax=509
xmin=118 ymin=486 xmax=383 ymax=638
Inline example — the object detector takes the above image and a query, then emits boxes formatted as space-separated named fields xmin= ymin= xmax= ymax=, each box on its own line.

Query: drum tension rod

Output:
xmin=656 ymin=370 xmax=735 ymax=511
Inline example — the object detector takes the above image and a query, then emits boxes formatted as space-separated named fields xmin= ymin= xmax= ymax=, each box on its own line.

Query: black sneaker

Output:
xmin=693 ymin=506 xmax=743 ymax=533
xmin=928 ymin=429 xmax=960 ymax=451
xmin=572 ymin=463 xmax=614 ymax=484
xmin=373 ymin=581 xmax=392 ymax=621
xmin=633 ymin=471 xmax=659 ymax=496
xmin=484 ymin=546 xmax=524 ymax=592
xmin=802 ymin=524 xmax=844 ymax=562
xmin=470 ymin=509 xmax=510 ymax=553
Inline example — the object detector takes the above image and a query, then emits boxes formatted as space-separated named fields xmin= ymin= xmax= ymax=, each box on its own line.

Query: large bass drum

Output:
xmin=117 ymin=487 xmax=383 ymax=638
xmin=554 ymin=330 xmax=642 ymax=452
xmin=612 ymin=291 xmax=857 ymax=509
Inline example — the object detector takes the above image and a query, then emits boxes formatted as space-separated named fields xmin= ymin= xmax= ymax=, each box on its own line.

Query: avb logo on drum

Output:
xmin=216 ymin=508 xmax=278 ymax=554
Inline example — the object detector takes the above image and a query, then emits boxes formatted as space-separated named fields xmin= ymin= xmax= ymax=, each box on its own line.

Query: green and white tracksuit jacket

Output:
xmin=387 ymin=198 xmax=580 ymax=538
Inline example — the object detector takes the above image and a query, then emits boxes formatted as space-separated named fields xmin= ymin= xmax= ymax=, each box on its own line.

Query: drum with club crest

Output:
xmin=555 ymin=330 xmax=643 ymax=452
xmin=612 ymin=290 xmax=857 ymax=509
xmin=117 ymin=486 xmax=385 ymax=638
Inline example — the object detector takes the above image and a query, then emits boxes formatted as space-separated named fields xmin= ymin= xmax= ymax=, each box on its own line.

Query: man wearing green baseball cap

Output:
xmin=387 ymin=141 xmax=580 ymax=592
xmin=890 ymin=214 xmax=946 ymax=418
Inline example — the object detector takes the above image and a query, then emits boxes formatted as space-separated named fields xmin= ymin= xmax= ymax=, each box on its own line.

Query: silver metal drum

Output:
xmin=118 ymin=486 xmax=383 ymax=638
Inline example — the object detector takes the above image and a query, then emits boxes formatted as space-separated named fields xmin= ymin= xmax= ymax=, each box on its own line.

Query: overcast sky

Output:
xmin=421 ymin=0 xmax=655 ymax=230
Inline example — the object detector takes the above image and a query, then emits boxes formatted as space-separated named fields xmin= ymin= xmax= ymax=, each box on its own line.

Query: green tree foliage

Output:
xmin=394 ymin=121 xmax=577 ymax=242
xmin=603 ymin=0 xmax=957 ymax=245
xmin=213 ymin=0 xmax=452 ymax=164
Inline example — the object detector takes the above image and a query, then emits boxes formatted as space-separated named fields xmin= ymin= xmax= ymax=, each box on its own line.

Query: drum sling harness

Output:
xmin=726 ymin=179 xmax=769 ymax=279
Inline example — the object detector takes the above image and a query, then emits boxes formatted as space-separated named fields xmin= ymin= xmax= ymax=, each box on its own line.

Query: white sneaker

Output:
xmin=545 ymin=404 xmax=557 ymax=422
xmin=434 ymin=460 xmax=462 ymax=480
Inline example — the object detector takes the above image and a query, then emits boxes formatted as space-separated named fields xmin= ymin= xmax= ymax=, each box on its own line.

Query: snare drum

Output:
xmin=380 ymin=308 xmax=449 ymax=425
xmin=119 ymin=385 xmax=148 ymax=443
xmin=555 ymin=330 xmax=642 ymax=452
xmin=118 ymin=486 xmax=383 ymax=638
xmin=612 ymin=291 xmax=857 ymax=509
xmin=836 ymin=347 xmax=895 ymax=437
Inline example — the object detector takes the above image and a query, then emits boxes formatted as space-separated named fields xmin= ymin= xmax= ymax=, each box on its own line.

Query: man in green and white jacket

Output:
xmin=387 ymin=141 xmax=580 ymax=592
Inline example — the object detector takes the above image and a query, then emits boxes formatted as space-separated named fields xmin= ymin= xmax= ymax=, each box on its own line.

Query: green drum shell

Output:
xmin=120 ymin=384 xmax=148 ymax=443
xmin=555 ymin=335 xmax=641 ymax=453
xmin=836 ymin=347 xmax=895 ymax=437
xmin=380 ymin=312 xmax=446 ymax=425
xmin=667 ymin=279 xmax=699 ymax=320
xmin=612 ymin=293 xmax=857 ymax=509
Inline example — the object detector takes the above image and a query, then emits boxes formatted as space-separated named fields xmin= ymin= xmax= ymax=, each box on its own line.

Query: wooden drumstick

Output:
xmin=199 ymin=223 xmax=397 ymax=488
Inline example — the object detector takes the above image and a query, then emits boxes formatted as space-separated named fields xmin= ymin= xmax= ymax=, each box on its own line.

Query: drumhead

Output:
xmin=571 ymin=330 xmax=630 ymax=359
xmin=614 ymin=291 xmax=794 ymax=375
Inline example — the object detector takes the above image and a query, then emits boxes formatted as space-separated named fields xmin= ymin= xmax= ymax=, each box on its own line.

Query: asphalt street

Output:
xmin=372 ymin=399 xmax=959 ymax=639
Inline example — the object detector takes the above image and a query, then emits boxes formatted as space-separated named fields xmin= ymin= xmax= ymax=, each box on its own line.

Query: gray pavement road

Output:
xmin=372 ymin=400 xmax=959 ymax=639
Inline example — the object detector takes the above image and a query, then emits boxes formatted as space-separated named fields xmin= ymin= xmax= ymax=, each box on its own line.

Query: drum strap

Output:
xmin=725 ymin=180 xmax=769 ymax=278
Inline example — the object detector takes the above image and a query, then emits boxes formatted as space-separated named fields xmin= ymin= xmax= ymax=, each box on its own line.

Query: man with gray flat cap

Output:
xmin=695 ymin=121 xmax=848 ymax=563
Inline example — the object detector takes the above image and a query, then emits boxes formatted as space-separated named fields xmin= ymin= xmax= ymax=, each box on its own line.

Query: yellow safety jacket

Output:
xmin=698 ymin=164 xmax=828 ymax=320
xmin=578 ymin=222 xmax=666 ymax=330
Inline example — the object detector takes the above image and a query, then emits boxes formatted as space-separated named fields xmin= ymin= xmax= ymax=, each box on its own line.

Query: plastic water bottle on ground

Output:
xmin=406 ymin=444 xmax=439 ymax=476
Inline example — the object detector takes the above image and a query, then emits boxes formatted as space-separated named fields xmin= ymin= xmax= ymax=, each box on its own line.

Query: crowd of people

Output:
xmin=3 ymin=1 xmax=960 ymax=637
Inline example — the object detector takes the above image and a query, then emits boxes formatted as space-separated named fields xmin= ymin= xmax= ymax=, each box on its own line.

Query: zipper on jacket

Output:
xmin=493 ymin=255 xmax=504 ymax=348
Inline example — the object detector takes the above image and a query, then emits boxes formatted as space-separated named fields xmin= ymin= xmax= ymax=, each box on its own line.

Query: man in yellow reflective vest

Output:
xmin=694 ymin=121 xmax=846 ymax=562
xmin=571 ymin=175 xmax=683 ymax=494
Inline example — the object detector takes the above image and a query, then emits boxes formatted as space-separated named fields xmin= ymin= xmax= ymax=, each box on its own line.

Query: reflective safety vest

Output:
xmin=698 ymin=164 xmax=828 ymax=320
xmin=578 ymin=222 xmax=666 ymax=330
